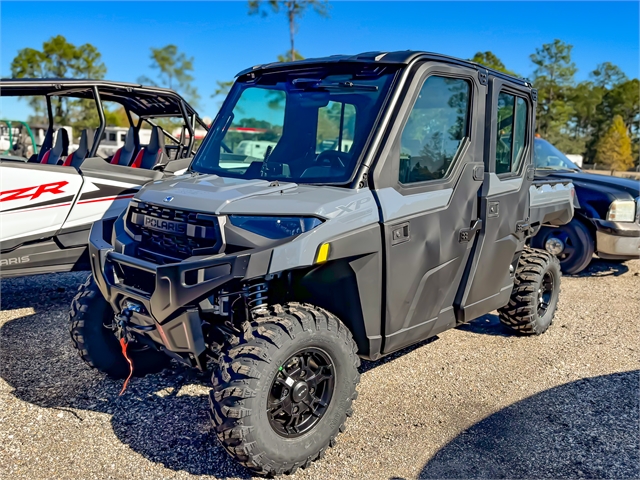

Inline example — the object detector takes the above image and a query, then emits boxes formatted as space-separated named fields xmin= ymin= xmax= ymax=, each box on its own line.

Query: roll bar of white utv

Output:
xmin=0 ymin=78 xmax=208 ymax=159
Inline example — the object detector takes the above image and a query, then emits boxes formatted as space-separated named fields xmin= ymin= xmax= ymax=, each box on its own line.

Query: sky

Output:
xmin=1 ymin=1 xmax=638 ymax=120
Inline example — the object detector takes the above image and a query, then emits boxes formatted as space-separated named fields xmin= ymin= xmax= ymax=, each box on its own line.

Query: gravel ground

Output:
xmin=1 ymin=259 xmax=638 ymax=480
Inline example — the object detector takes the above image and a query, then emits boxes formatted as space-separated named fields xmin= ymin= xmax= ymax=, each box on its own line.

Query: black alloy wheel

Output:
xmin=537 ymin=272 xmax=555 ymax=317
xmin=267 ymin=348 xmax=335 ymax=438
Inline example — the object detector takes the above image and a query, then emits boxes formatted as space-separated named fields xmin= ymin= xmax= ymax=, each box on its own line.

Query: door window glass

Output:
xmin=513 ymin=97 xmax=528 ymax=172
xmin=399 ymin=76 xmax=470 ymax=183
xmin=495 ymin=93 xmax=528 ymax=174
xmin=495 ymin=93 xmax=514 ymax=174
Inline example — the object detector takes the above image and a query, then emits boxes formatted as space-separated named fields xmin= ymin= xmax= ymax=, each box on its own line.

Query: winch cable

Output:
xmin=119 ymin=337 xmax=134 ymax=396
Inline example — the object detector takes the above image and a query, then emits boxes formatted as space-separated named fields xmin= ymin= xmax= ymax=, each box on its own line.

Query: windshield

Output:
xmin=533 ymin=138 xmax=580 ymax=171
xmin=191 ymin=64 xmax=398 ymax=184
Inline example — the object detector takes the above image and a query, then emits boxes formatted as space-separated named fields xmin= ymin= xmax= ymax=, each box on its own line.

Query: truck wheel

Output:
xmin=498 ymin=247 xmax=561 ymax=335
xmin=531 ymin=219 xmax=594 ymax=274
xmin=210 ymin=302 xmax=360 ymax=476
xmin=69 ymin=275 xmax=170 ymax=379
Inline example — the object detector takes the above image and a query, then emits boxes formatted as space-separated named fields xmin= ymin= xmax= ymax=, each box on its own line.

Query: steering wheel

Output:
xmin=315 ymin=149 xmax=348 ymax=169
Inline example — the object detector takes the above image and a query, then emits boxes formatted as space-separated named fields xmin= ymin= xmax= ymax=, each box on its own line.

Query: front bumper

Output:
xmin=88 ymin=218 xmax=272 ymax=358
xmin=593 ymin=219 xmax=640 ymax=259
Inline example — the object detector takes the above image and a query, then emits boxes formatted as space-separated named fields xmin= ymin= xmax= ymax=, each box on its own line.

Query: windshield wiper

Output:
xmin=291 ymin=78 xmax=378 ymax=91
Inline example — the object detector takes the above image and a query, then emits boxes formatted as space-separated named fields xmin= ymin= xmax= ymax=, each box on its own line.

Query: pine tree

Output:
xmin=594 ymin=115 xmax=634 ymax=171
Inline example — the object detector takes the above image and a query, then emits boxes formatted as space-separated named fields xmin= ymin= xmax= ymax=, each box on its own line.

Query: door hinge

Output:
xmin=515 ymin=219 xmax=530 ymax=234
xmin=473 ymin=165 xmax=484 ymax=181
xmin=459 ymin=219 xmax=483 ymax=243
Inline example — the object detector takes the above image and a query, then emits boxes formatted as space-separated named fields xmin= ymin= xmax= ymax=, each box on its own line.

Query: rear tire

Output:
xmin=210 ymin=302 xmax=360 ymax=476
xmin=498 ymin=247 xmax=561 ymax=335
xmin=69 ymin=275 xmax=170 ymax=379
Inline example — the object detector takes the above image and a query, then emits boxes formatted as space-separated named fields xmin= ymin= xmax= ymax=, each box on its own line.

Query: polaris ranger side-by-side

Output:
xmin=70 ymin=51 xmax=575 ymax=475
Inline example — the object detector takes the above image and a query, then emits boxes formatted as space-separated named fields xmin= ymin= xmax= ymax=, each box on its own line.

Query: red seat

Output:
xmin=62 ymin=129 xmax=90 ymax=167
xmin=131 ymin=126 xmax=166 ymax=169
xmin=40 ymin=128 xmax=69 ymax=165
xmin=110 ymin=127 xmax=136 ymax=166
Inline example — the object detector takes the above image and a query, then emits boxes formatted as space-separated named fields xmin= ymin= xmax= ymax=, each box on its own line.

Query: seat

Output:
xmin=131 ymin=126 xmax=166 ymax=169
xmin=34 ymin=128 xmax=54 ymax=163
xmin=62 ymin=129 xmax=91 ymax=167
xmin=40 ymin=128 xmax=69 ymax=165
xmin=110 ymin=127 xmax=136 ymax=166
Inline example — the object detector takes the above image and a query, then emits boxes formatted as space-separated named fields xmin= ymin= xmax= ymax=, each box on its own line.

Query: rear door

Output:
xmin=456 ymin=76 xmax=536 ymax=321
xmin=370 ymin=62 xmax=486 ymax=354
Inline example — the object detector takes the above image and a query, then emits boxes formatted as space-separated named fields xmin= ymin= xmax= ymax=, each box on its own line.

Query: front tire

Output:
xmin=210 ymin=303 xmax=360 ymax=476
xmin=69 ymin=275 xmax=170 ymax=379
xmin=498 ymin=247 xmax=561 ymax=335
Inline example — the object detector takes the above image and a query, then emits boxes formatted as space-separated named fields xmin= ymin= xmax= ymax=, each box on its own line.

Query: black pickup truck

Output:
xmin=532 ymin=138 xmax=640 ymax=274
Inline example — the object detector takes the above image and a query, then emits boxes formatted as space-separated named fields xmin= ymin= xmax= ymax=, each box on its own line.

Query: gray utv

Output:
xmin=70 ymin=51 xmax=575 ymax=475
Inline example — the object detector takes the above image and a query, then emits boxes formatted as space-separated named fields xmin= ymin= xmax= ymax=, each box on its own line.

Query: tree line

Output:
xmin=9 ymin=1 xmax=638 ymax=170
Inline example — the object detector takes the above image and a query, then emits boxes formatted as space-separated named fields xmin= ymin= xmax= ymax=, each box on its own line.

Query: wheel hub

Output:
xmin=292 ymin=381 xmax=309 ymax=402
xmin=267 ymin=348 xmax=335 ymax=438
xmin=545 ymin=237 xmax=565 ymax=255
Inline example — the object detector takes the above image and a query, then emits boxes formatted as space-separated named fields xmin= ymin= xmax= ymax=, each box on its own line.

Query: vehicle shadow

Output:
xmin=417 ymin=370 xmax=639 ymax=479
xmin=359 ymin=336 xmax=439 ymax=374
xmin=573 ymin=257 xmax=630 ymax=277
xmin=454 ymin=313 xmax=511 ymax=337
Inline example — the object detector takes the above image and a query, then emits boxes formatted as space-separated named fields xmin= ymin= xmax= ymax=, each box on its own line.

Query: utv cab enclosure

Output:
xmin=0 ymin=79 xmax=206 ymax=277
xmin=71 ymin=51 xmax=575 ymax=475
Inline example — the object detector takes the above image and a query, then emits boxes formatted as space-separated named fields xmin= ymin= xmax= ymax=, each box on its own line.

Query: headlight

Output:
xmin=228 ymin=215 xmax=323 ymax=239
xmin=606 ymin=200 xmax=636 ymax=222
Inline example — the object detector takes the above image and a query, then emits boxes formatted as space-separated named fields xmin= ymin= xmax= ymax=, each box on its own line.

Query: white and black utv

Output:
xmin=70 ymin=51 xmax=576 ymax=475
xmin=0 ymin=79 xmax=207 ymax=277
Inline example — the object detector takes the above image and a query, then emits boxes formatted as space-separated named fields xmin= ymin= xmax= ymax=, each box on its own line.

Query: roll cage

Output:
xmin=0 ymin=78 xmax=208 ymax=161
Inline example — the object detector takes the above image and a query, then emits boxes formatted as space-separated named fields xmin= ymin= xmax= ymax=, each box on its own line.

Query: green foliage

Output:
xmin=138 ymin=44 xmax=200 ymax=107
xmin=10 ymin=35 xmax=107 ymax=126
xmin=530 ymin=39 xmax=577 ymax=140
xmin=276 ymin=49 xmax=305 ymax=63
xmin=469 ymin=51 xmax=516 ymax=76
xmin=248 ymin=1 xmax=330 ymax=62
xmin=590 ymin=62 xmax=627 ymax=89
xmin=595 ymin=115 xmax=634 ymax=170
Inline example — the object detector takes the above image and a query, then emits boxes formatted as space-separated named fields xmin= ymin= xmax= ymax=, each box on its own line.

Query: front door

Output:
xmin=371 ymin=62 xmax=486 ymax=354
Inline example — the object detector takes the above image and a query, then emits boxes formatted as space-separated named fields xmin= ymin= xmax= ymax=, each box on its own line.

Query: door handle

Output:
xmin=488 ymin=201 xmax=499 ymax=218
xmin=391 ymin=222 xmax=410 ymax=246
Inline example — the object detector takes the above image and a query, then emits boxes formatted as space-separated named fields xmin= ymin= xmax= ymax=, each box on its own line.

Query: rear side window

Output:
xmin=495 ymin=93 xmax=528 ymax=174
xmin=399 ymin=76 xmax=470 ymax=184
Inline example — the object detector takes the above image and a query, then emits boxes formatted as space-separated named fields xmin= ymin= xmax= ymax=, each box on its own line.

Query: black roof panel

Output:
xmin=236 ymin=50 xmax=531 ymax=87
xmin=0 ymin=78 xmax=198 ymax=118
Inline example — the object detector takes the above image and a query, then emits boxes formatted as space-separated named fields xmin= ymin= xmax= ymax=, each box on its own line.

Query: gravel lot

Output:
xmin=1 ymin=259 xmax=639 ymax=479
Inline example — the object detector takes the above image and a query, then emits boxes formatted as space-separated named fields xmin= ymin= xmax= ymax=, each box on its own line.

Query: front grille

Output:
xmin=128 ymin=201 xmax=223 ymax=264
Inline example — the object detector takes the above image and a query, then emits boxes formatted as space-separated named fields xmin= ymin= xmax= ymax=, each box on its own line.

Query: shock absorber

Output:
xmin=244 ymin=280 xmax=269 ymax=315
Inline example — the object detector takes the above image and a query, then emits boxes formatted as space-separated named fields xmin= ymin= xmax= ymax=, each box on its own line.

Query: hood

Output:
xmin=136 ymin=173 xmax=369 ymax=219
xmin=541 ymin=171 xmax=640 ymax=199
xmin=137 ymin=174 xmax=298 ymax=214
xmin=539 ymin=171 xmax=639 ymax=220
